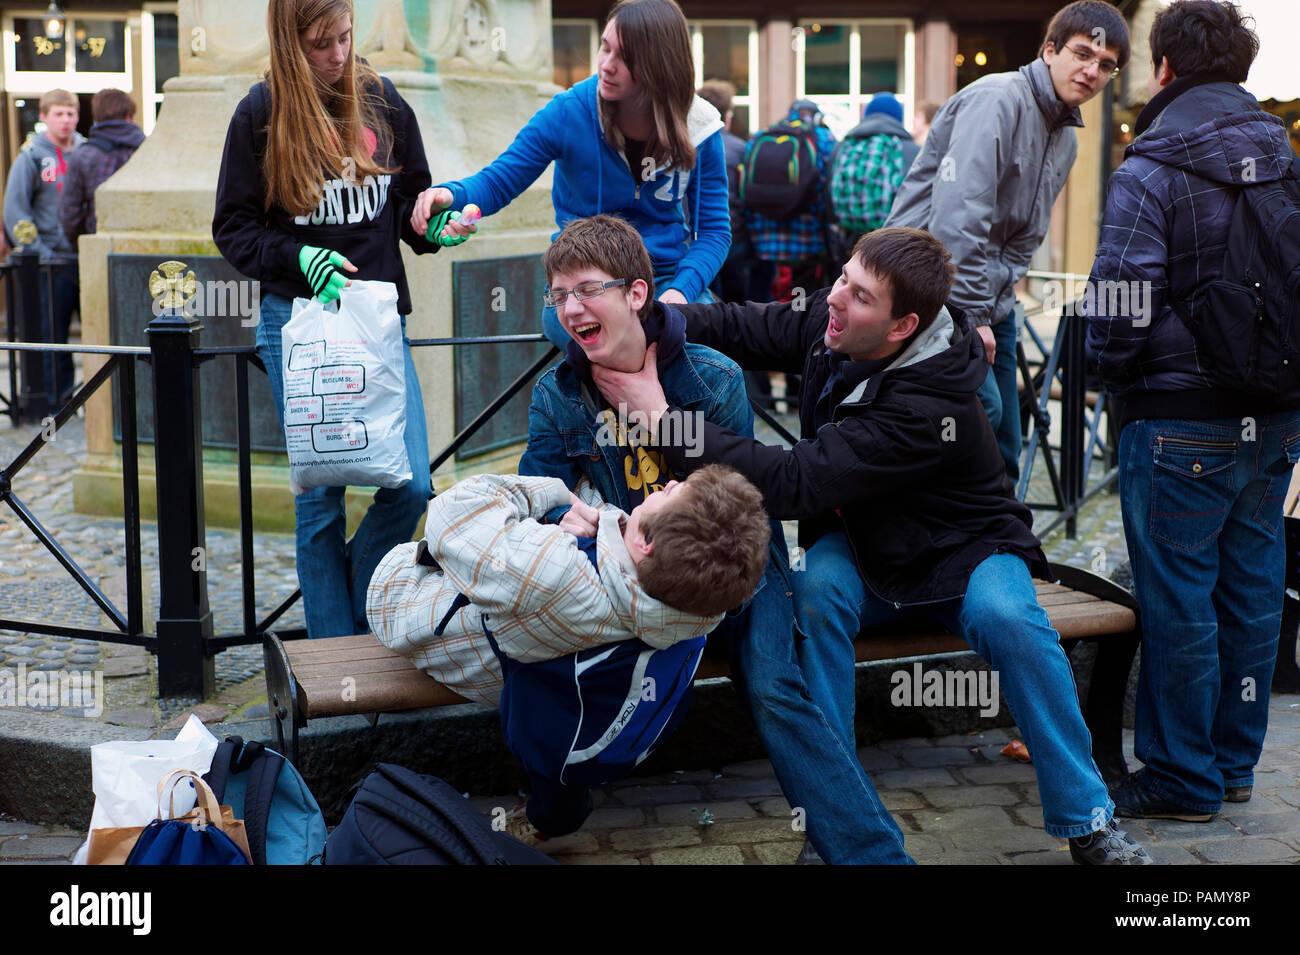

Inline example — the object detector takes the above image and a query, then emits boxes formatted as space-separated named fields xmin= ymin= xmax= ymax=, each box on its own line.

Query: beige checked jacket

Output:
xmin=366 ymin=474 xmax=722 ymax=706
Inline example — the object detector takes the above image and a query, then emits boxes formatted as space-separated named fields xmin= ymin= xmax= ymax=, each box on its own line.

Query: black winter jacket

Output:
xmin=212 ymin=75 xmax=440 ymax=315
xmin=664 ymin=289 xmax=1048 ymax=606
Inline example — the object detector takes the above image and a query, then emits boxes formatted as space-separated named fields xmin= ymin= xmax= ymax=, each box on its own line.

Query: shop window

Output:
xmin=690 ymin=21 xmax=757 ymax=135
xmin=797 ymin=19 xmax=913 ymax=138
xmin=553 ymin=20 xmax=596 ymax=89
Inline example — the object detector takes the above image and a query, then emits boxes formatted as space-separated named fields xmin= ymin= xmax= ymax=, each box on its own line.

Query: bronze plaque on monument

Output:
xmin=451 ymin=254 xmax=554 ymax=459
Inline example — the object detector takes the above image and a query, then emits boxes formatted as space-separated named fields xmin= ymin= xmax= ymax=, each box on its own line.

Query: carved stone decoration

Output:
xmin=494 ymin=0 xmax=550 ymax=74
xmin=180 ymin=0 xmax=271 ymax=75
xmin=424 ymin=0 xmax=550 ymax=77
xmin=357 ymin=0 xmax=425 ymax=71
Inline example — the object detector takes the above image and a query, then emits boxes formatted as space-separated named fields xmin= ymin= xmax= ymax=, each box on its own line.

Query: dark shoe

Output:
xmin=1110 ymin=772 xmax=1216 ymax=822
xmin=1069 ymin=820 xmax=1153 ymax=865
xmin=1224 ymin=785 xmax=1252 ymax=803
xmin=795 ymin=838 xmax=825 ymax=865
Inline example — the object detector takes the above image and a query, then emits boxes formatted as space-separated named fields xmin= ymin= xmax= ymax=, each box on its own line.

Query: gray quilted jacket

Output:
xmin=887 ymin=58 xmax=1083 ymax=327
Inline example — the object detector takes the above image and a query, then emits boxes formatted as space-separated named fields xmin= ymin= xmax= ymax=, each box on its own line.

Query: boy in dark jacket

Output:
xmin=58 ymin=88 xmax=145 ymax=242
xmin=594 ymin=226 xmax=1152 ymax=864
xmin=1085 ymin=0 xmax=1300 ymax=822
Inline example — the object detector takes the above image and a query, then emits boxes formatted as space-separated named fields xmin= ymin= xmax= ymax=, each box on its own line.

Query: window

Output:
xmin=4 ymin=11 xmax=134 ymax=91
xmin=689 ymin=21 xmax=758 ymax=135
xmin=796 ymin=19 xmax=914 ymax=138
xmin=552 ymin=20 xmax=597 ymax=90
xmin=142 ymin=5 xmax=179 ymax=133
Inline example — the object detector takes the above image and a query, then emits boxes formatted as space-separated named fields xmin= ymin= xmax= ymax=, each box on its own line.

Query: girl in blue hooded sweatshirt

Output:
xmin=410 ymin=0 xmax=730 ymax=348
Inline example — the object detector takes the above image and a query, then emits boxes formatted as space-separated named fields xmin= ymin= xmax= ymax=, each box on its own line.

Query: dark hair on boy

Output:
xmin=543 ymin=214 xmax=656 ymax=321
xmin=1042 ymin=0 xmax=1131 ymax=70
xmin=697 ymin=79 xmax=736 ymax=119
xmin=92 ymin=88 xmax=136 ymax=124
xmin=636 ymin=465 xmax=770 ymax=616
xmin=852 ymin=227 xmax=956 ymax=337
xmin=1150 ymin=1 xmax=1258 ymax=84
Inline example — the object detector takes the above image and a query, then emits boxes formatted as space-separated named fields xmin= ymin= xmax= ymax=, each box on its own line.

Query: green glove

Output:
xmin=298 ymin=245 xmax=350 ymax=303
xmin=425 ymin=209 xmax=469 ymax=247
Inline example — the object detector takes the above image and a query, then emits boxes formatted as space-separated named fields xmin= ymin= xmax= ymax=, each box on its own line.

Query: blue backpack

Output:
xmin=486 ymin=624 xmax=706 ymax=790
xmin=204 ymin=736 xmax=327 ymax=865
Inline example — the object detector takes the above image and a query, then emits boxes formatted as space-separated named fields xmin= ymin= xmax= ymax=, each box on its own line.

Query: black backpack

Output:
xmin=322 ymin=763 xmax=556 ymax=865
xmin=1175 ymin=162 xmax=1300 ymax=405
xmin=740 ymin=119 xmax=826 ymax=220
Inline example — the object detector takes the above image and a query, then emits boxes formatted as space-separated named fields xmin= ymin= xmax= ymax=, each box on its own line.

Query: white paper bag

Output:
xmin=73 ymin=714 xmax=219 ymax=864
xmin=280 ymin=279 xmax=412 ymax=492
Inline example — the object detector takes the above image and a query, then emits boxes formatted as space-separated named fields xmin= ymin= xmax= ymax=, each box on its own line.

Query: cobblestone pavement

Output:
xmin=4 ymin=374 xmax=1297 ymax=864
xmin=6 ymin=697 xmax=1298 ymax=864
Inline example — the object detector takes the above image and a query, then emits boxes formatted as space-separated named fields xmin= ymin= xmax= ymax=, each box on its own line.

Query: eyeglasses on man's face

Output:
xmin=542 ymin=278 xmax=628 ymax=308
xmin=1064 ymin=42 xmax=1120 ymax=78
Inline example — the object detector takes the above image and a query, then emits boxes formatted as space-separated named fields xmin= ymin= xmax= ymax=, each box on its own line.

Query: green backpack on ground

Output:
xmin=829 ymin=134 xmax=907 ymax=234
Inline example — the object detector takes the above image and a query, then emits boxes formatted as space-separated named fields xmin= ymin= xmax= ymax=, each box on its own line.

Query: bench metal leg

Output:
xmin=262 ymin=633 xmax=303 ymax=764
xmin=1085 ymin=631 xmax=1138 ymax=785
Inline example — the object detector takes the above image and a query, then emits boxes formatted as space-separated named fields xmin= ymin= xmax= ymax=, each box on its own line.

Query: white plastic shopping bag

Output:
xmin=280 ymin=280 xmax=412 ymax=492
xmin=73 ymin=714 xmax=219 ymax=864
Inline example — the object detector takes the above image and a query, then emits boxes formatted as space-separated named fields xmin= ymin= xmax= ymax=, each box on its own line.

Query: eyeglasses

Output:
xmin=542 ymin=278 xmax=627 ymax=308
xmin=1064 ymin=42 xmax=1120 ymax=78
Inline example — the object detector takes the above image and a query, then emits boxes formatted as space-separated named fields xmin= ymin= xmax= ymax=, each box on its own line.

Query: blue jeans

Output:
xmin=793 ymin=533 xmax=1114 ymax=839
xmin=38 ymin=262 xmax=78 ymax=402
xmin=721 ymin=534 xmax=913 ymax=864
xmin=256 ymin=292 xmax=432 ymax=638
xmin=541 ymin=270 xmax=717 ymax=349
xmin=1118 ymin=413 xmax=1300 ymax=812
xmin=975 ymin=310 xmax=1022 ymax=481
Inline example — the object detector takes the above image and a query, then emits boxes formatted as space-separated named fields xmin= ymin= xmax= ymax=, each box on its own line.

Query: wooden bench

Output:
xmin=264 ymin=563 xmax=1143 ymax=782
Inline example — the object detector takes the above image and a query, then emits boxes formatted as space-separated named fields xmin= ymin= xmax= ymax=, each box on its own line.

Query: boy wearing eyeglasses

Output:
xmin=519 ymin=214 xmax=916 ymax=864
xmin=887 ymin=0 xmax=1130 ymax=482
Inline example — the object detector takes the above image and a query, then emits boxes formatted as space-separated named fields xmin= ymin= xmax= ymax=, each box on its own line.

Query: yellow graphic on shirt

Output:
xmin=598 ymin=407 xmax=669 ymax=501
xmin=625 ymin=445 xmax=666 ymax=493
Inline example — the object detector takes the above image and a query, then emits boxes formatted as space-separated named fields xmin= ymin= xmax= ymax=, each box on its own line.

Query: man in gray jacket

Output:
xmin=887 ymin=1 xmax=1129 ymax=480
xmin=4 ymin=88 xmax=84 ymax=404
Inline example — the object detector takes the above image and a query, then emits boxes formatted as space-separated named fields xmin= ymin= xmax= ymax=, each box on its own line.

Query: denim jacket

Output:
xmin=518 ymin=302 xmax=753 ymax=511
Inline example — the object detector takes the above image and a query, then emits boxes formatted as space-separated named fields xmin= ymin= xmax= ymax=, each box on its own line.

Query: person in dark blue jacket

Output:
xmin=410 ymin=0 xmax=730 ymax=349
xmin=1085 ymin=0 xmax=1300 ymax=823
xmin=212 ymin=0 xmax=469 ymax=639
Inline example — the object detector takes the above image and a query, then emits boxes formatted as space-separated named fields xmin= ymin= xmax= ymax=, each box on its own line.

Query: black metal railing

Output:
xmin=0 ymin=266 xmax=1112 ymax=694
xmin=0 ymin=286 xmax=558 ymax=695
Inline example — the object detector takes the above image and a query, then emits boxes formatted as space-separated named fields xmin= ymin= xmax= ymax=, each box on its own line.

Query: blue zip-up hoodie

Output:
xmin=439 ymin=76 xmax=730 ymax=301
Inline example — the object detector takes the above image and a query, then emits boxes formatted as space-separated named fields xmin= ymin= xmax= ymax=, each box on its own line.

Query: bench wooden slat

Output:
xmin=301 ymin=669 xmax=469 ymax=717
xmin=1035 ymin=590 xmax=1102 ymax=607
xmin=293 ymin=656 xmax=427 ymax=681
xmin=1049 ymin=602 xmax=1136 ymax=639
xmin=283 ymin=582 xmax=1135 ymax=720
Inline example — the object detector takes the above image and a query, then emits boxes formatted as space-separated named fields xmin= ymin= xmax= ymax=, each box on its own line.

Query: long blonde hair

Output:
xmin=263 ymin=0 xmax=395 ymax=215
xmin=601 ymin=0 xmax=697 ymax=171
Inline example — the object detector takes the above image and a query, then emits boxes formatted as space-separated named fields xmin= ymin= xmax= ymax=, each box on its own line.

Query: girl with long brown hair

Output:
xmin=411 ymin=0 xmax=729 ymax=347
xmin=213 ymin=0 xmax=470 ymax=639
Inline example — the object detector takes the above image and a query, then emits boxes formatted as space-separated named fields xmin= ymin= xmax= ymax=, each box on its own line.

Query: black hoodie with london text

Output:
xmin=212 ymin=74 xmax=442 ymax=315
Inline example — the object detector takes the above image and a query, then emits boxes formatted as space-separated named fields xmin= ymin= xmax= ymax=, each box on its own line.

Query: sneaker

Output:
xmin=1224 ymin=785 xmax=1252 ymax=803
xmin=501 ymin=804 xmax=553 ymax=852
xmin=1069 ymin=820 xmax=1153 ymax=865
xmin=1110 ymin=772 xmax=1217 ymax=822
